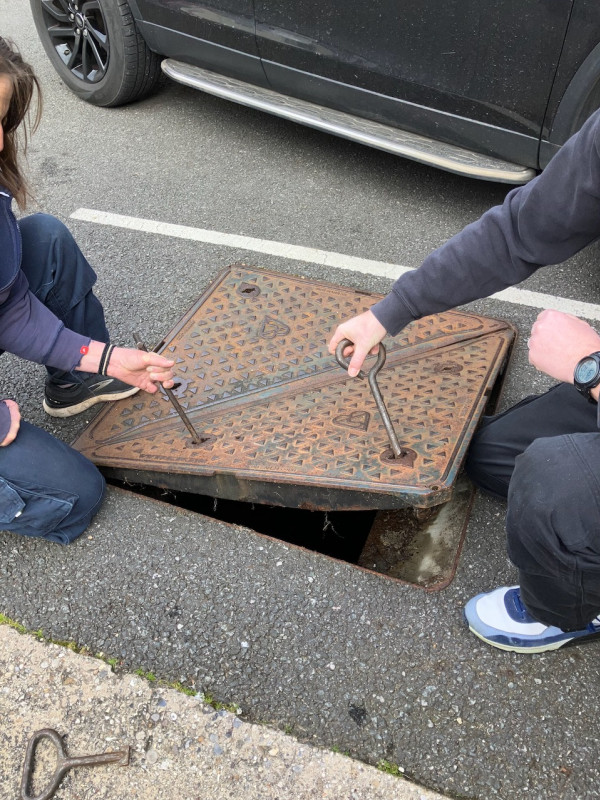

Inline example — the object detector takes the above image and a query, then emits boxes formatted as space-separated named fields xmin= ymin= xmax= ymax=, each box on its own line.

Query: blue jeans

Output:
xmin=0 ymin=214 xmax=109 ymax=543
xmin=20 ymin=213 xmax=110 ymax=381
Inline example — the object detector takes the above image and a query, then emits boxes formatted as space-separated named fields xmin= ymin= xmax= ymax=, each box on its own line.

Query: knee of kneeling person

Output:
xmin=506 ymin=435 xmax=589 ymax=540
xmin=506 ymin=435 xmax=599 ymax=572
xmin=74 ymin=464 xmax=106 ymax=516
xmin=19 ymin=212 xmax=69 ymax=242
xmin=56 ymin=469 xmax=106 ymax=545
xmin=464 ymin=424 xmax=510 ymax=499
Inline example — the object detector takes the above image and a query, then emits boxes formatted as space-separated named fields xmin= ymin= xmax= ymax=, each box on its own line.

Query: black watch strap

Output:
xmin=574 ymin=352 xmax=600 ymax=402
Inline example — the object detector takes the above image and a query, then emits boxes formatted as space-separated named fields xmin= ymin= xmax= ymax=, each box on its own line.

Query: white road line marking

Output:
xmin=71 ymin=207 xmax=600 ymax=321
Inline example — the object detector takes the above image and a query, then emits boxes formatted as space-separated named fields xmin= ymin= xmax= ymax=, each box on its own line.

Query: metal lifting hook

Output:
xmin=133 ymin=332 xmax=204 ymax=445
xmin=335 ymin=339 xmax=405 ymax=459
xmin=21 ymin=729 xmax=129 ymax=800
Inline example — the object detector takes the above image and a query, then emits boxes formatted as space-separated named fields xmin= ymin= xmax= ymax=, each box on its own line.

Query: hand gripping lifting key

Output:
xmin=133 ymin=332 xmax=204 ymax=444
xmin=335 ymin=338 xmax=406 ymax=459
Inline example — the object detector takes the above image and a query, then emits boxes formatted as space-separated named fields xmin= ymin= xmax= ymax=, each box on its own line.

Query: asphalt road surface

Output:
xmin=4 ymin=3 xmax=600 ymax=800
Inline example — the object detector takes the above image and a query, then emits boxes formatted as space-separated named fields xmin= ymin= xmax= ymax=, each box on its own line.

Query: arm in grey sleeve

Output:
xmin=372 ymin=109 xmax=600 ymax=335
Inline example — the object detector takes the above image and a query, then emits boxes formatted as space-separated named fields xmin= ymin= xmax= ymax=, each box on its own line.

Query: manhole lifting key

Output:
xmin=335 ymin=339 xmax=405 ymax=458
xmin=134 ymin=332 xmax=203 ymax=445
xmin=21 ymin=728 xmax=130 ymax=800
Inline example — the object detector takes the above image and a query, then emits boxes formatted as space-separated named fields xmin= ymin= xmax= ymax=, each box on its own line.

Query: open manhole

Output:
xmin=75 ymin=265 xmax=514 ymax=589
xmin=110 ymin=475 xmax=474 ymax=590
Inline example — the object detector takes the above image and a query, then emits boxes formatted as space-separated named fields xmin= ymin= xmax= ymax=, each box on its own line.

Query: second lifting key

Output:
xmin=133 ymin=332 xmax=203 ymax=445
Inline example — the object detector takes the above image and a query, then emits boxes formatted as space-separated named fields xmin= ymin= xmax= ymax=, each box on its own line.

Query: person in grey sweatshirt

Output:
xmin=330 ymin=107 xmax=600 ymax=654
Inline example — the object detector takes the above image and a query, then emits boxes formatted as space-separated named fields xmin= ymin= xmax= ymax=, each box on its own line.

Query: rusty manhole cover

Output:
xmin=72 ymin=266 xmax=515 ymax=511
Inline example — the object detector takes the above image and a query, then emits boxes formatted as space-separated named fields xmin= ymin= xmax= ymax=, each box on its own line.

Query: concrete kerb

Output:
xmin=0 ymin=624 xmax=449 ymax=800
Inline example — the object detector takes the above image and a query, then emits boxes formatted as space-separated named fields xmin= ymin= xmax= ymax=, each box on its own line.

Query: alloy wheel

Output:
xmin=39 ymin=0 xmax=109 ymax=83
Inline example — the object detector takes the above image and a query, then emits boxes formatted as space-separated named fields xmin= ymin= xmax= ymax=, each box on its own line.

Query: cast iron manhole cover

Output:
xmin=72 ymin=266 xmax=515 ymax=511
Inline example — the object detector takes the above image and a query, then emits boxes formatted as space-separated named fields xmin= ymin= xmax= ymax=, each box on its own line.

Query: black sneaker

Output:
xmin=43 ymin=375 xmax=139 ymax=418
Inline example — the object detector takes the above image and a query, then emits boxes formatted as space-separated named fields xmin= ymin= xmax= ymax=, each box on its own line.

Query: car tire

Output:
xmin=30 ymin=0 xmax=162 ymax=107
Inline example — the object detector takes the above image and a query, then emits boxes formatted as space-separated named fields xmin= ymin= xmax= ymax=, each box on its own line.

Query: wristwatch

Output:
xmin=574 ymin=352 xmax=600 ymax=401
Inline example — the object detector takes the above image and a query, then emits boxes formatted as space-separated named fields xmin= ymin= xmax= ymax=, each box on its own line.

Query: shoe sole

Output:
xmin=467 ymin=625 xmax=568 ymax=653
xmin=43 ymin=385 xmax=140 ymax=418
xmin=467 ymin=623 xmax=600 ymax=654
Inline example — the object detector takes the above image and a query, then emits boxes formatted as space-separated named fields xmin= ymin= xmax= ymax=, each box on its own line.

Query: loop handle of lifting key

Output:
xmin=335 ymin=339 xmax=404 ymax=459
xmin=334 ymin=338 xmax=386 ymax=379
xmin=21 ymin=728 xmax=129 ymax=800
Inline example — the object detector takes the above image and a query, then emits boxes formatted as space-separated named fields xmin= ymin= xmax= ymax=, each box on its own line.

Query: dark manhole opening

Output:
xmin=110 ymin=479 xmax=375 ymax=563
xmin=109 ymin=478 xmax=473 ymax=590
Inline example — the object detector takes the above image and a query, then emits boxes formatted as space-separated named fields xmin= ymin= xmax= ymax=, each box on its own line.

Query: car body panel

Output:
xmin=137 ymin=21 xmax=268 ymax=86
xmin=254 ymin=0 xmax=573 ymax=136
xmin=132 ymin=0 xmax=258 ymax=54
xmin=259 ymin=60 xmax=540 ymax=167
xmin=132 ymin=1 xmax=268 ymax=85
xmin=38 ymin=0 xmax=600 ymax=179
xmin=543 ymin=0 xmax=600 ymax=139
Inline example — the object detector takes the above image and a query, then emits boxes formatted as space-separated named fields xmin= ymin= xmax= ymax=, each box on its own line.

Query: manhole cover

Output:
xmin=72 ymin=265 xmax=515 ymax=511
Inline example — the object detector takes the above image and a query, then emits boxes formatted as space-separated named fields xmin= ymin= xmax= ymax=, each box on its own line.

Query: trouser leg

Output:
xmin=18 ymin=213 xmax=110 ymax=381
xmin=465 ymin=383 xmax=600 ymax=630
xmin=506 ymin=432 xmax=600 ymax=631
xmin=0 ymin=215 xmax=109 ymax=541
xmin=465 ymin=383 xmax=599 ymax=498
xmin=0 ymin=421 xmax=105 ymax=544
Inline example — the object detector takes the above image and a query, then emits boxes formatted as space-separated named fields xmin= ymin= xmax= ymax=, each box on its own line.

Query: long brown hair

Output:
xmin=0 ymin=37 xmax=42 ymax=209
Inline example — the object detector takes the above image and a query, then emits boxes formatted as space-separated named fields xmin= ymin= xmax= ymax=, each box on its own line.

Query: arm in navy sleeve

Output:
xmin=0 ymin=271 xmax=89 ymax=371
xmin=372 ymin=108 xmax=600 ymax=334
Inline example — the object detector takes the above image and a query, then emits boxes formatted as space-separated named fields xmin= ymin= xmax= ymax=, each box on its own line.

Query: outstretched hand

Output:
xmin=328 ymin=309 xmax=387 ymax=377
xmin=106 ymin=347 xmax=176 ymax=393
xmin=528 ymin=309 xmax=600 ymax=383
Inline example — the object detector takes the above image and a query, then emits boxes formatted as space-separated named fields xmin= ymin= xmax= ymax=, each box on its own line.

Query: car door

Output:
xmin=254 ymin=0 xmax=574 ymax=165
xmin=131 ymin=0 xmax=264 ymax=84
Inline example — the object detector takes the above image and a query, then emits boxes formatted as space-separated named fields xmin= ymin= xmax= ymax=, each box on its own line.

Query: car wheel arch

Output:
xmin=547 ymin=41 xmax=600 ymax=144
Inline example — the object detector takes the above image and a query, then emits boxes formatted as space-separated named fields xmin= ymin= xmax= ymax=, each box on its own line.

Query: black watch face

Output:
xmin=576 ymin=357 xmax=599 ymax=385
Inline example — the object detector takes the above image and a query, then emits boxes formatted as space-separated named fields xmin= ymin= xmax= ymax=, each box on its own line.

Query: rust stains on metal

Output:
xmin=72 ymin=266 xmax=515 ymax=510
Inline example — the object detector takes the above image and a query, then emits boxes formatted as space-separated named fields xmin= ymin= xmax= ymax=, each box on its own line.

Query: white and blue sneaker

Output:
xmin=464 ymin=586 xmax=600 ymax=653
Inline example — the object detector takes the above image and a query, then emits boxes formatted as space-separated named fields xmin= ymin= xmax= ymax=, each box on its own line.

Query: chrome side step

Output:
xmin=162 ymin=59 xmax=535 ymax=184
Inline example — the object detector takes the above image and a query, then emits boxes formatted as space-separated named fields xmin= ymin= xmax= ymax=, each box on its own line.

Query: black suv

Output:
xmin=30 ymin=0 xmax=600 ymax=183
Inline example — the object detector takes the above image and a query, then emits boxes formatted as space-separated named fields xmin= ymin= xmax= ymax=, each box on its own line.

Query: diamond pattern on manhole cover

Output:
xmin=72 ymin=266 xmax=515 ymax=510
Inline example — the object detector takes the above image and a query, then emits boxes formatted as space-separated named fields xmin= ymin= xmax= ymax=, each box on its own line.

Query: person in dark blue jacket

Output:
xmin=330 ymin=107 xmax=600 ymax=654
xmin=0 ymin=38 xmax=174 ymax=544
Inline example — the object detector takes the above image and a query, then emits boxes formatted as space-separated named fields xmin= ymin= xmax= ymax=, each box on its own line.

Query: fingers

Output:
xmin=144 ymin=369 xmax=175 ymax=391
xmin=1 ymin=400 xmax=20 ymax=447
xmin=328 ymin=310 xmax=387 ymax=377
xmin=348 ymin=346 xmax=368 ymax=378
xmin=108 ymin=347 xmax=176 ymax=391
xmin=328 ymin=327 xmax=347 ymax=355
xmin=140 ymin=353 xmax=175 ymax=388
xmin=141 ymin=351 xmax=175 ymax=369
xmin=328 ymin=329 xmax=368 ymax=376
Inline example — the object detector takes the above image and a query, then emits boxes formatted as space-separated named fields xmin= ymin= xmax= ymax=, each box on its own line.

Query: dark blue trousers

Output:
xmin=466 ymin=383 xmax=600 ymax=632
xmin=0 ymin=214 xmax=109 ymax=543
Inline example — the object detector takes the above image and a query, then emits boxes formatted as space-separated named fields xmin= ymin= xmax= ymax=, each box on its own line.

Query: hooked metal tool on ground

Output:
xmin=21 ymin=728 xmax=129 ymax=800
